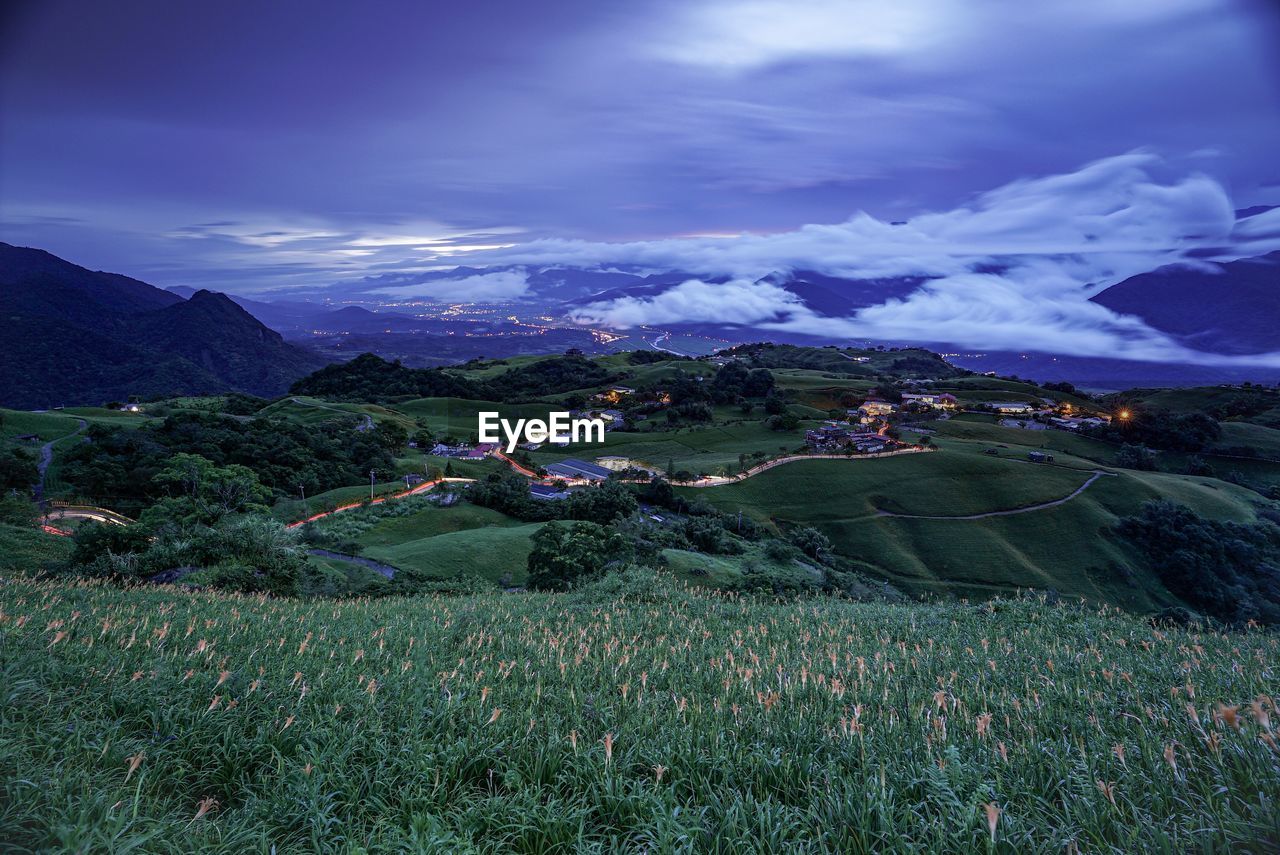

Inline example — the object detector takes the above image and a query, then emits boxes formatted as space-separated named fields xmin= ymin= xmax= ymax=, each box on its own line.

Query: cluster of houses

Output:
xmin=983 ymin=400 xmax=1111 ymax=431
xmin=593 ymin=385 xmax=635 ymax=405
xmin=428 ymin=442 xmax=497 ymax=459
xmin=850 ymin=393 xmax=957 ymax=425
xmin=805 ymin=423 xmax=891 ymax=454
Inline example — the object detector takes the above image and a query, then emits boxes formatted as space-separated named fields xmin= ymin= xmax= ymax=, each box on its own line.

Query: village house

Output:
xmin=805 ymin=422 xmax=885 ymax=452
xmin=594 ymin=386 xmax=636 ymax=404
xmin=852 ymin=399 xmax=897 ymax=425
xmin=544 ymin=458 xmax=612 ymax=483
xmin=429 ymin=442 xmax=472 ymax=458
xmin=594 ymin=455 xmax=654 ymax=474
xmin=900 ymin=392 xmax=958 ymax=410
xmin=1049 ymin=415 xmax=1110 ymax=431
xmin=529 ymin=483 xmax=570 ymax=500
xmin=989 ymin=401 xmax=1036 ymax=415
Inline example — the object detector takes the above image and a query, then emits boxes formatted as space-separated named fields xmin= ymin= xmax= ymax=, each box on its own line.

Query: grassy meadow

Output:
xmin=2 ymin=577 xmax=1278 ymax=852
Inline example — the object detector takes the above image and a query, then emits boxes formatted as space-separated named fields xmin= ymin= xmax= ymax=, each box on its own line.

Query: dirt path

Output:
xmin=685 ymin=446 xmax=933 ymax=486
xmin=875 ymin=471 xmax=1115 ymax=520
xmin=289 ymin=397 xmax=375 ymax=431
xmin=34 ymin=418 xmax=86 ymax=507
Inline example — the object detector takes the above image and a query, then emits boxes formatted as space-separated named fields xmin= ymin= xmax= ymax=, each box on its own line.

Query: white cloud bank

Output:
xmin=371 ymin=269 xmax=531 ymax=302
xmin=467 ymin=153 xmax=1280 ymax=366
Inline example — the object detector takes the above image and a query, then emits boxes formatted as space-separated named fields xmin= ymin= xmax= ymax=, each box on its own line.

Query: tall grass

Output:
xmin=1 ymin=577 xmax=1277 ymax=852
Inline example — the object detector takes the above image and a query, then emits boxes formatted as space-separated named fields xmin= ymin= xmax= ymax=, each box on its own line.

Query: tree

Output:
xmin=744 ymin=368 xmax=775 ymax=397
xmin=0 ymin=447 xmax=38 ymax=492
xmin=141 ymin=453 xmax=272 ymax=527
xmin=1115 ymin=444 xmax=1157 ymax=471
xmin=373 ymin=421 xmax=409 ymax=452
xmin=526 ymin=521 xmax=628 ymax=591
xmin=788 ymin=526 xmax=832 ymax=562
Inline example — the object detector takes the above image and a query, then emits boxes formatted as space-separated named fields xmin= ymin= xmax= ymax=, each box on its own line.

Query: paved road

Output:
xmin=44 ymin=503 xmax=135 ymax=527
xmin=286 ymin=477 xmax=476 ymax=528
xmin=875 ymin=471 xmax=1115 ymax=520
xmin=33 ymin=418 xmax=86 ymax=507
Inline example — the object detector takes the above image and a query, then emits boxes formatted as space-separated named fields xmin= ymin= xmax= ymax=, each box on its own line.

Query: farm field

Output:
xmin=2 ymin=577 xmax=1277 ymax=852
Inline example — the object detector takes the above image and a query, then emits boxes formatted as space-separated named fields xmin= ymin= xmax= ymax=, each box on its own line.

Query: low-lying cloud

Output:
xmin=371 ymin=269 xmax=531 ymax=302
xmin=516 ymin=153 xmax=1280 ymax=366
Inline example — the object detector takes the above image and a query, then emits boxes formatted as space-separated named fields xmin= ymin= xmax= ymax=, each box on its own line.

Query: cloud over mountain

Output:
xmin=536 ymin=154 xmax=1280 ymax=366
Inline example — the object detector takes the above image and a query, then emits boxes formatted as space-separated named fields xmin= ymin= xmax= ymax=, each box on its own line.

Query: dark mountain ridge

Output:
xmin=1090 ymin=251 xmax=1280 ymax=355
xmin=0 ymin=242 xmax=325 ymax=408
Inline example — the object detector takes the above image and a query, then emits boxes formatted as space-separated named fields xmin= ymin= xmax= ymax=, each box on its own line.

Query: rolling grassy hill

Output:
xmin=362 ymin=522 xmax=544 ymax=585
xmin=528 ymin=419 xmax=815 ymax=477
xmin=688 ymin=444 xmax=1262 ymax=607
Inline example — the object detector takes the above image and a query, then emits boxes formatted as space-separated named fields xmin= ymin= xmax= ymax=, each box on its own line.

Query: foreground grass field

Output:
xmin=1 ymin=578 xmax=1277 ymax=852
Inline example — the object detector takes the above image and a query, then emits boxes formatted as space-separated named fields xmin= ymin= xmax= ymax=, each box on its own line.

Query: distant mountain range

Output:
xmin=0 ymin=243 xmax=325 ymax=408
xmin=6 ymin=237 xmax=1279 ymax=406
xmin=1090 ymin=251 xmax=1280 ymax=355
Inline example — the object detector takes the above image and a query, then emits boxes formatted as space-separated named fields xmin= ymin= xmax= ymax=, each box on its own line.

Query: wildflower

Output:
xmin=1163 ymin=743 xmax=1177 ymax=774
xmin=124 ymin=751 xmax=144 ymax=783
xmin=303 ymin=763 xmax=314 ymax=776
xmin=975 ymin=713 xmax=993 ymax=739
xmin=216 ymin=670 xmax=230 ymax=688
xmin=1214 ymin=703 xmax=1241 ymax=733
xmin=1096 ymin=780 xmax=1116 ymax=805
xmin=207 ymin=695 xmax=221 ymax=712
xmin=603 ymin=732 xmax=614 ymax=763
xmin=1250 ymin=696 xmax=1272 ymax=730
xmin=192 ymin=796 xmax=219 ymax=822
xmin=983 ymin=803 xmax=1000 ymax=843
xmin=1112 ymin=744 xmax=1126 ymax=767
xmin=487 ymin=707 xmax=502 ymax=725
xmin=654 ymin=764 xmax=667 ymax=784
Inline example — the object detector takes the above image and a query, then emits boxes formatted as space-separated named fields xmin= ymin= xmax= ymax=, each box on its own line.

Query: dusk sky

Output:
xmin=3 ymin=0 xmax=1280 ymax=361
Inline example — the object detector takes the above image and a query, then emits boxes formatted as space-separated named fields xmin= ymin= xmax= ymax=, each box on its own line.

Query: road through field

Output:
xmin=874 ymin=470 xmax=1115 ymax=520
xmin=33 ymin=418 xmax=86 ymax=506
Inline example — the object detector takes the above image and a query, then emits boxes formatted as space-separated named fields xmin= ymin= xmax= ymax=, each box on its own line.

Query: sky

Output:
xmin=2 ymin=0 xmax=1280 ymax=361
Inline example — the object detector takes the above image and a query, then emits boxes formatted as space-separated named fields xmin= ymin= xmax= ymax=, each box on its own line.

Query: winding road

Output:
xmin=33 ymin=418 xmax=86 ymax=507
xmin=875 ymin=470 xmax=1115 ymax=520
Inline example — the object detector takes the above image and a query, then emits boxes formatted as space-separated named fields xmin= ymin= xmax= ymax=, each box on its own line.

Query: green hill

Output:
xmin=688 ymin=451 xmax=1261 ymax=608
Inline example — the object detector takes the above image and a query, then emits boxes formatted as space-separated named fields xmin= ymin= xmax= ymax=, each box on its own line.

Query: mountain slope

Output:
xmin=1090 ymin=251 xmax=1280 ymax=354
xmin=136 ymin=291 xmax=325 ymax=395
xmin=0 ymin=243 xmax=326 ymax=407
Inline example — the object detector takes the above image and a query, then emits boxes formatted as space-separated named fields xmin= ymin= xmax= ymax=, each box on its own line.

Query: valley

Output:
xmin=6 ymin=345 xmax=1280 ymax=622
